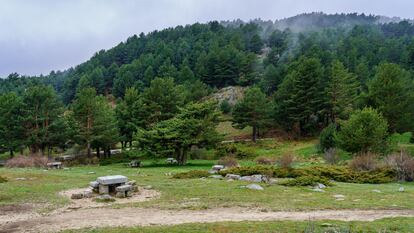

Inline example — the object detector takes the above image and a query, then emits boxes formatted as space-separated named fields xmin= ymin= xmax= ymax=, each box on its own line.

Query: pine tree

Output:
xmin=22 ymin=85 xmax=64 ymax=155
xmin=366 ymin=63 xmax=414 ymax=132
xmin=232 ymin=87 xmax=271 ymax=142
xmin=274 ymin=56 xmax=324 ymax=136
xmin=326 ymin=60 xmax=359 ymax=122
xmin=0 ymin=92 xmax=25 ymax=156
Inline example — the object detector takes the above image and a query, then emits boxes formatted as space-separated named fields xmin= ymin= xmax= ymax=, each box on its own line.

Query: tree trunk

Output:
xmin=107 ymin=147 xmax=111 ymax=157
xmin=9 ymin=149 xmax=14 ymax=158
xmin=97 ymin=147 xmax=100 ymax=158
xmin=129 ymin=141 xmax=132 ymax=148
xmin=252 ymin=125 xmax=257 ymax=143
xmin=87 ymin=141 xmax=91 ymax=157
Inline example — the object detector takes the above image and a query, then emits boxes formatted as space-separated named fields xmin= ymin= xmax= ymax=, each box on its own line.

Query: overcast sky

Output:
xmin=1 ymin=0 xmax=414 ymax=77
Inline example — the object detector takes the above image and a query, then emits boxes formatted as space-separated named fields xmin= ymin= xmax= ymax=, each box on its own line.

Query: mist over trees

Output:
xmin=2 ymin=13 xmax=414 ymax=161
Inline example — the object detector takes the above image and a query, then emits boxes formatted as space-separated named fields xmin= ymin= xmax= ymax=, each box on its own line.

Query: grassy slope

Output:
xmin=65 ymin=218 xmax=414 ymax=233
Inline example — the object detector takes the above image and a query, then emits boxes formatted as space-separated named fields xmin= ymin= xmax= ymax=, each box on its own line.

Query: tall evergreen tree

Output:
xmin=366 ymin=63 xmax=414 ymax=132
xmin=274 ymin=56 xmax=324 ymax=136
xmin=232 ymin=87 xmax=271 ymax=142
xmin=0 ymin=92 xmax=24 ymax=156
xmin=22 ymin=85 xmax=64 ymax=155
xmin=326 ymin=60 xmax=359 ymax=122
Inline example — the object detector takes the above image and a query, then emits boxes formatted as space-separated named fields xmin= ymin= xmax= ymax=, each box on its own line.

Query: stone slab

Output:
xmin=89 ymin=181 xmax=99 ymax=188
xmin=97 ymin=175 xmax=128 ymax=185
xmin=116 ymin=184 xmax=132 ymax=192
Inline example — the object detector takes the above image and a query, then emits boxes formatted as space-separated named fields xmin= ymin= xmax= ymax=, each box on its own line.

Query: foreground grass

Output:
xmin=1 ymin=159 xmax=414 ymax=212
xmin=65 ymin=218 xmax=414 ymax=233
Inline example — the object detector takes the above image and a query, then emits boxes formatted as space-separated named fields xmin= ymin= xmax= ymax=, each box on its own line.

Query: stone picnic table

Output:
xmin=47 ymin=162 xmax=62 ymax=169
xmin=90 ymin=175 xmax=133 ymax=197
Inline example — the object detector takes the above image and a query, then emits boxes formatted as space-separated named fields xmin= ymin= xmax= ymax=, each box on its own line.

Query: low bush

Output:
xmin=385 ymin=152 xmax=414 ymax=181
xmin=219 ymin=166 xmax=275 ymax=177
xmin=217 ymin=156 xmax=239 ymax=168
xmin=299 ymin=165 xmax=396 ymax=184
xmin=319 ymin=123 xmax=337 ymax=152
xmin=324 ymin=148 xmax=340 ymax=165
xmin=255 ymin=156 xmax=276 ymax=165
xmin=220 ymin=165 xmax=396 ymax=184
xmin=215 ymin=144 xmax=256 ymax=159
xmin=277 ymin=154 xmax=295 ymax=168
xmin=280 ymin=175 xmax=333 ymax=187
xmin=220 ymin=100 xmax=232 ymax=114
xmin=172 ymin=170 xmax=210 ymax=179
xmin=5 ymin=155 xmax=49 ymax=168
xmin=349 ymin=153 xmax=378 ymax=171
xmin=0 ymin=176 xmax=7 ymax=183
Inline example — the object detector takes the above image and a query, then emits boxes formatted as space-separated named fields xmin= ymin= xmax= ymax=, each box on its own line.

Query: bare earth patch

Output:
xmin=57 ymin=186 xmax=160 ymax=210
xmin=2 ymin=207 xmax=414 ymax=233
xmin=0 ymin=187 xmax=160 ymax=233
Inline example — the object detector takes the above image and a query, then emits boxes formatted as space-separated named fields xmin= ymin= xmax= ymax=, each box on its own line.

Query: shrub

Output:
xmin=0 ymin=176 xmax=7 ymax=183
xmin=220 ymin=100 xmax=232 ymax=114
xmin=349 ymin=153 xmax=378 ymax=171
xmin=277 ymin=154 xmax=295 ymax=168
xmin=189 ymin=148 xmax=211 ymax=160
xmin=255 ymin=156 xmax=276 ymax=165
xmin=336 ymin=108 xmax=389 ymax=154
xmin=173 ymin=170 xmax=210 ymax=179
xmin=217 ymin=156 xmax=239 ymax=168
xmin=215 ymin=144 xmax=256 ymax=159
xmin=324 ymin=148 xmax=340 ymax=165
xmin=5 ymin=155 xmax=49 ymax=168
xmin=385 ymin=152 xmax=414 ymax=181
xmin=299 ymin=165 xmax=395 ymax=184
xmin=280 ymin=175 xmax=333 ymax=187
xmin=319 ymin=123 xmax=337 ymax=152
xmin=219 ymin=166 xmax=275 ymax=177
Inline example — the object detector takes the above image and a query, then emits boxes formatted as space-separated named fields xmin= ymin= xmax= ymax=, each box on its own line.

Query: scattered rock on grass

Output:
xmin=311 ymin=188 xmax=325 ymax=192
xmin=399 ymin=187 xmax=405 ymax=192
xmin=209 ymin=175 xmax=223 ymax=179
xmin=225 ymin=174 xmax=241 ymax=180
xmin=246 ymin=184 xmax=264 ymax=191
xmin=316 ymin=183 xmax=326 ymax=189
xmin=372 ymin=189 xmax=382 ymax=193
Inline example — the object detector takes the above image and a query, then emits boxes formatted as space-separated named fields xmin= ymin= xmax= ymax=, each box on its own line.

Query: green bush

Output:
xmin=219 ymin=166 xmax=275 ymax=177
xmin=280 ymin=175 xmax=333 ymax=186
xmin=0 ymin=176 xmax=7 ymax=183
xmin=336 ymin=108 xmax=389 ymax=154
xmin=319 ymin=123 xmax=337 ymax=152
xmin=220 ymin=100 xmax=232 ymax=114
xmin=215 ymin=143 xmax=256 ymax=159
xmin=298 ymin=165 xmax=396 ymax=184
xmin=172 ymin=170 xmax=210 ymax=179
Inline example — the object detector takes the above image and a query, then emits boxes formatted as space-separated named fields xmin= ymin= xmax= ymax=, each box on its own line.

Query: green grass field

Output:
xmin=64 ymin=218 xmax=414 ymax=233
xmin=1 ymin=158 xmax=414 ymax=213
xmin=2 ymin=135 xmax=414 ymax=232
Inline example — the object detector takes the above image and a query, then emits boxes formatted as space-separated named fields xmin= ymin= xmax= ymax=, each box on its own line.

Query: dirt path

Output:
xmin=2 ymin=207 xmax=414 ymax=233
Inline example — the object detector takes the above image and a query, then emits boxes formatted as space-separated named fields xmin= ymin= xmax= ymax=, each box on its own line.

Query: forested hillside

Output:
xmin=2 ymin=12 xmax=414 ymax=163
